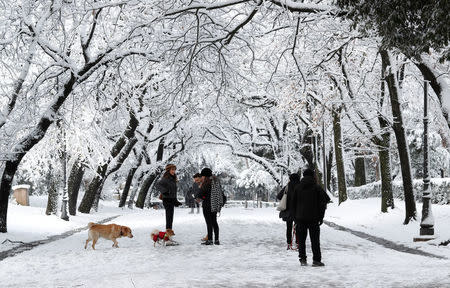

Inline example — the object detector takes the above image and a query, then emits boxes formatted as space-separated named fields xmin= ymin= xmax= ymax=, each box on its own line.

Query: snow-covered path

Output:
xmin=1 ymin=208 xmax=449 ymax=288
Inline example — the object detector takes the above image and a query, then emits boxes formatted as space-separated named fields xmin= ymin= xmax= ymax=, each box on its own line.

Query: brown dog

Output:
xmin=85 ymin=222 xmax=133 ymax=250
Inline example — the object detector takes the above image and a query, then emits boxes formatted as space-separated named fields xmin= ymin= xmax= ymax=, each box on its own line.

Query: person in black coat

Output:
xmin=155 ymin=164 xmax=182 ymax=234
xmin=292 ymin=168 xmax=330 ymax=267
xmin=196 ymin=167 xmax=223 ymax=245
xmin=276 ymin=173 xmax=300 ymax=250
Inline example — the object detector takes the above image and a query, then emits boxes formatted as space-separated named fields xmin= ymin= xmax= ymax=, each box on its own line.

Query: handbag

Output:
xmin=276 ymin=186 xmax=288 ymax=211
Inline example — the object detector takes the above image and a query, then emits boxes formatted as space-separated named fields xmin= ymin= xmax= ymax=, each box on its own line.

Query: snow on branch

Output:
xmin=165 ymin=0 xmax=251 ymax=16
xmin=268 ymin=0 xmax=344 ymax=16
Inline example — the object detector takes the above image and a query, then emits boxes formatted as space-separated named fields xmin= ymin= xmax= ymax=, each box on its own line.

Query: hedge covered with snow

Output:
xmin=346 ymin=178 xmax=450 ymax=204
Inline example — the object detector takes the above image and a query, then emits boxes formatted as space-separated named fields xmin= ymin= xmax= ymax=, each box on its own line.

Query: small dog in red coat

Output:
xmin=151 ymin=229 xmax=178 ymax=246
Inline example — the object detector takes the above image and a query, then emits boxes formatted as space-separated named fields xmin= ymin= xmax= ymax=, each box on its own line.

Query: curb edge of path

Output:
xmin=324 ymin=220 xmax=447 ymax=260
xmin=0 ymin=215 xmax=120 ymax=262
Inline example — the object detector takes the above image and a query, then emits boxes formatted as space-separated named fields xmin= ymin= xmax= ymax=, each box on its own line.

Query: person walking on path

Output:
xmin=292 ymin=168 xmax=330 ymax=267
xmin=277 ymin=173 xmax=300 ymax=250
xmin=155 ymin=164 xmax=182 ymax=235
xmin=186 ymin=173 xmax=201 ymax=214
xmin=196 ymin=167 xmax=224 ymax=245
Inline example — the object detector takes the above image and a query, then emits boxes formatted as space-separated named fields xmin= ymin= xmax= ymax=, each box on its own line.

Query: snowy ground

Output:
xmin=1 ymin=197 xmax=450 ymax=287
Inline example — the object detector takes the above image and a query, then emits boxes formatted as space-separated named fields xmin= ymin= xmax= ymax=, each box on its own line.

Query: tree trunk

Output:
xmin=119 ymin=166 xmax=139 ymax=208
xmin=92 ymin=180 xmax=106 ymax=212
xmin=78 ymin=165 xmax=107 ymax=214
xmin=67 ymin=158 xmax=85 ymax=215
xmin=299 ymin=127 xmax=314 ymax=167
xmin=378 ymin=64 xmax=394 ymax=212
xmin=127 ymin=171 xmax=145 ymax=208
xmin=327 ymin=148 xmax=333 ymax=191
xmin=45 ymin=172 xmax=59 ymax=215
xmin=135 ymin=138 xmax=165 ymax=209
xmin=380 ymin=50 xmax=416 ymax=224
xmin=135 ymin=170 xmax=160 ymax=209
xmin=333 ymin=106 xmax=347 ymax=204
xmin=354 ymin=156 xmax=366 ymax=187
xmin=379 ymin=144 xmax=394 ymax=212
xmin=0 ymin=163 xmax=18 ymax=232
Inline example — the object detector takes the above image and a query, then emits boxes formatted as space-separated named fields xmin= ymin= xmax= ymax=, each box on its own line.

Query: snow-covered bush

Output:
xmin=346 ymin=178 xmax=450 ymax=204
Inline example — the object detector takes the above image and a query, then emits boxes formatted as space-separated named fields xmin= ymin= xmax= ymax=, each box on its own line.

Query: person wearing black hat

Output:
xmin=155 ymin=164 xmax=182 ymax=235
xmin=292 ymin=168 xmax=330 ymax=267
xmin=196 ymin=167 xmax=224 ymax=245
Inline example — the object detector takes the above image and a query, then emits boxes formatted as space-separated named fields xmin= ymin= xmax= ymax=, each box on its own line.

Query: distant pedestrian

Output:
xmin=186 ymin=173 xmax=201 ymax=214
xmin=196 ymin=167 xmax=224 ymax=245
xmin=155 ymin=164 xmax=182 ymax=235
xmin=277 ymin=173 xmax=300 ymax=250
xmin=292 ymin=168 xmax=330 ymax=267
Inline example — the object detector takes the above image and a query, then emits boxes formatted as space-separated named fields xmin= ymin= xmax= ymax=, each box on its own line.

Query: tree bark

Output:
xmin=119 ymin=165 xmax=139 ymax=208
xmin=327 ymin=148 xmax=333 ymax=191
xmin=354 ymin=156 xmax=366 ymax=187
xmin=299 ymin=128 xmax=314 ymax=167
xmin=127 ymin=171 xmax=145 ymax=208
xmin=135 ymin=138 xmax=165 ymax=209
xmin=45 ymin=168 xmax=59 ymax=215
xmin=379 ymin=145 xmax=394 ymax=212
xmin=78 ymin=164 xmax=107 ymax=214
xmin=67 ymin=157 xmax=85 ymax=215
xmin=332 ymin=106 xmax=347 ymax=204
xmin=380 ymin=50 xmax=416 ymax=224
xmin=135 ymin=171 xmax=161 ymax=209
xmin=378 ymin=64 xmax=394 ymax=212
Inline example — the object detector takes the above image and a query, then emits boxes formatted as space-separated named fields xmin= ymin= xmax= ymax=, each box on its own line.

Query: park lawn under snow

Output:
xmin=1 ymin=197 xmax=450 ymax=287
xmin=326 ymin=198 xmax=450 ymax=259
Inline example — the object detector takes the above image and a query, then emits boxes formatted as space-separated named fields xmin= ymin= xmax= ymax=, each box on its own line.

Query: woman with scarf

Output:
xmin=196 ymin=167 xmax=224 ymax=245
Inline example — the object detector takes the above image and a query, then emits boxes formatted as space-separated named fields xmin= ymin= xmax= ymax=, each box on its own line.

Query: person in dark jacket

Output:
xmin=292 ymin=168 xmax=330 ymax=267
xmin=276 ymin=173 xmax=300 ymax=250
xmin=196 ymin=167 xmax=223 ymax=245
xmin=155 ymin=164 xmax=182 ymax=235
xmin=185 ymin=173 xmax=201 ymax=214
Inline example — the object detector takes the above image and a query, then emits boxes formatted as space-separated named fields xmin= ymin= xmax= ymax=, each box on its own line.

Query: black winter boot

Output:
xmin=201 ymin=240 xmax=213 ymax=245
xmin=312 ymin=261 xmax=325 ymax=267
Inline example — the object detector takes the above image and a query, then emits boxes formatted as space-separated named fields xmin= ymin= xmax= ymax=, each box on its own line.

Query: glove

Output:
xmin=318 ymin=220 xmax=323 ymax=226
xmin=174 ymin=200 xmax=182 ymax=207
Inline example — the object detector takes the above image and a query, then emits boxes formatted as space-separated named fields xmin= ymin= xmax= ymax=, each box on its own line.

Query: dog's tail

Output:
xmin=88 ymin=222 xmax=95 ymax=228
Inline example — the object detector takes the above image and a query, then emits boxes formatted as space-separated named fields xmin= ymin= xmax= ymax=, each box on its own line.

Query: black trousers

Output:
xmin=163 ymin=200 xmax=175 ymax=230
xmin=296 ymin=221 xmax=321 ymax=262
xmin=203 ymin=208 xmax=219 ymax=241
xmin=286 ymin=219 xmax=294 ymax=244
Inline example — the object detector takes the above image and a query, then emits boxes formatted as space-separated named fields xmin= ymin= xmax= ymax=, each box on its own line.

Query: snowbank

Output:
xmin=346 ymin=178 xmax=450 ymax=204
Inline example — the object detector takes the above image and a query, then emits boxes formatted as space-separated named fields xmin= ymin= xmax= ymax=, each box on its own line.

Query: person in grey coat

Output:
xmin=185 ymin=173 xmax=201 ymax=214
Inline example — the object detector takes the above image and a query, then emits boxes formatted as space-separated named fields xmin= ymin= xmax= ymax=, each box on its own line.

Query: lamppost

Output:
xmin=59 ymin=119 xmax=69 ymax=221
xmin=415 ymin=80 xmax=434 ymax=240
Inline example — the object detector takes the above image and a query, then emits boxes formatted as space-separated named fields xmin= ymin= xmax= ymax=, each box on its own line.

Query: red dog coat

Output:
xmin=152 ymin=231 xmax=170 ymax=242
